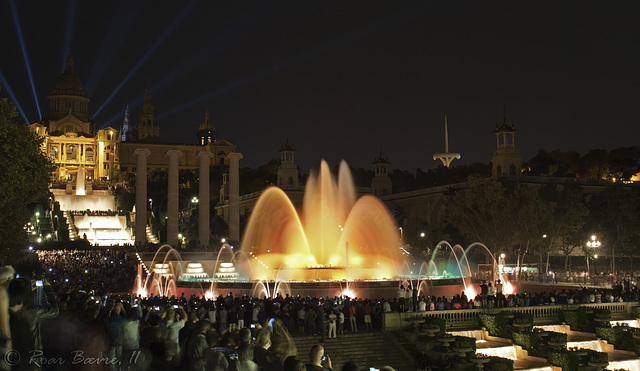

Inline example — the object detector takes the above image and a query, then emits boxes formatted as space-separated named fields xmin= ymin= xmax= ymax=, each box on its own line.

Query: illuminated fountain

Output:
xmin=403 ymin=241 xmax=515 ymax=299
xmin=241 ymin=160 xmax=402 ymax=283
xmin=136 ymin=161 xmax=514 ymax=299
xmin=135 ymin=245 xmax=185 ymax=297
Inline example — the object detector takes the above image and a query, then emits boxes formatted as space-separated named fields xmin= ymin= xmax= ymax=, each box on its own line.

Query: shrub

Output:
xmin=548 ymin=349 xmax=581 ymax=371
xmin=512 ymin=331 xmax=542 ymax=350
xmin=560 ymin=308 xmax=589 ymax=331
xmin=586 ymin=349 xmax=608 ymax=365
xmin=592 ymin=308 xmax=611 ymax=320
xmin=480 ymin=313 xmax=510 ymax=338
xmin=595 ymin=326 xmax=633 ymax=350
xmin=454 ymin=336 xmax=477 ymax=352
xmin=546 ymin=331 xmax=568 ymax=346
xmin=423 ymin=316 xmax=446 ymax=337
xmin=633 ymin=306 xmax=640 ymax=319
xmin=485 ymin=356 xmax=514 ymax=371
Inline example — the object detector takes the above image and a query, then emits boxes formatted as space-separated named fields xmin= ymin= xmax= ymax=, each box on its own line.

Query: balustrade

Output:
xmin=383 ymin=302 xmax=636 ymax=330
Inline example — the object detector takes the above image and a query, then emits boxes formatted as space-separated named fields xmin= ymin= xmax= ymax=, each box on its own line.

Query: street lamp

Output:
xmin=586 ymin=235 xmax=601 ymax=278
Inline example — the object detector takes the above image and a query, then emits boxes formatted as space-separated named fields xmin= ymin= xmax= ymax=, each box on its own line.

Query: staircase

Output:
xmin=63 ymin=211 xmax=78 ymax=241
xmin=292 ymin=331 xmax=415 ymax=371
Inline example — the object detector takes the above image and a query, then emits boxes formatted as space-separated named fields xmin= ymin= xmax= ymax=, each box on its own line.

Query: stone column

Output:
xmin=134 ymin=148 xmax=151 ymax=247
xmin=197 ymin=151 xmax=213 ymax=248
xmin=166 ymin=150 xmax=182 ymax=247
xmin=227 ymin=152 xmax=243 ymax=244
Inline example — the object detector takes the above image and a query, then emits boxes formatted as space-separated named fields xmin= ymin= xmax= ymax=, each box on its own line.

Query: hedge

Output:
xmin=423 ymin=316 xmax=447 ymax=337
xmin=548 ymin=349 xmax=581 ymax=371
xmin=595 ymin=326 xmax=633 ymax=350
xmin=485 ymin=356 xmax=514 ymax=371
xmin=560 ymin=307 xmax=590 ymax=331
xmin=453 ymin=336 xmax=477 ymax=352
xmin=479 ymin=313 xmax=511 ymax=338
xmin=512 ymin=331 xmax=541 ymax=350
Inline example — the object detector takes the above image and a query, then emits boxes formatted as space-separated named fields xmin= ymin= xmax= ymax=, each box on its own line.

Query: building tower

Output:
xmin=433 ymin=115 xmax=461 ymax=167
xmin=371 ymin=151 xmax=392 ymax=197
xmin=197 ymin=109 xmax=217 ymax=145
xmin=277 ymin=140 xmax=300 ymax=189
xmin=119 ymin=105 xmax=130 ymax=142
xmin=136 ymin=84 xmax=159 ymax=142
xmin=491 ymin=113 xmax=522 ymax=178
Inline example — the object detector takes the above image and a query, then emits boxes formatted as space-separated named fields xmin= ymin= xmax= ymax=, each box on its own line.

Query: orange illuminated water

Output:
xmin=241 ymin=160 xmax=402 ymax=281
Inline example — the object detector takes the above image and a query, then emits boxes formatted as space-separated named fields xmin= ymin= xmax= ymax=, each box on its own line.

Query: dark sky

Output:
xmin=1 ymin=1 xmax=639 ymax=172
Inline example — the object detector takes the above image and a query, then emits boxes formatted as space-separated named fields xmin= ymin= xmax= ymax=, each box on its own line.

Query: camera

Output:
xmin=250 ymin=323 xmax=256 ymax=329
xmin=173 ymin=305 xmax=179 ymax=309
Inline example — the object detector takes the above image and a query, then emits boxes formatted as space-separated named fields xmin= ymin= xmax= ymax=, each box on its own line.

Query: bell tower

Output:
xmin=371 ymin=151 xmax=392 ymax=196
xmin=136 ymin=84 xmax=159 ymax=142
xmin=491 ymin=113 xmax=522 ymax=178
xmin=277 ymin=140 xmax=300 ymax=189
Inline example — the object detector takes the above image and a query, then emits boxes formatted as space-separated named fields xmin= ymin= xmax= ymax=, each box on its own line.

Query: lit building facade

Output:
xmin=29 ymin=55 xmax=236 ymax=185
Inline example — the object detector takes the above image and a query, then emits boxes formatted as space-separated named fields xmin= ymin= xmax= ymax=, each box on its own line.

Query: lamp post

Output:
xmin=586 ymin=235 xmax=601 ymax=280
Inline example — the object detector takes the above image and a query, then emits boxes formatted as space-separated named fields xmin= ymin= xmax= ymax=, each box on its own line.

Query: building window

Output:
xmin=67 ymin=145 xmax=76 ymax=160
xmin=85 ymin=148 xmax=94 ymax=162
xmin=49 ymin=146 xmax=59 ymax=160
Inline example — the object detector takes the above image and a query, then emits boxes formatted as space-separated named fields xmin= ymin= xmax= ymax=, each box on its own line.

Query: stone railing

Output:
xmin=383 ymin=302 xmax=637 ymax=331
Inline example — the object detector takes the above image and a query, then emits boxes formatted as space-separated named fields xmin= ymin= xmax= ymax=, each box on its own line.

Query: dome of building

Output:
xmin=49 ymin=54 xmax=88 ymax=98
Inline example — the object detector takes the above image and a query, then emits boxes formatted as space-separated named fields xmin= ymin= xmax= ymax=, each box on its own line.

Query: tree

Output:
xmin=537 ymin=184 xmax=588 ymax=271
xmin=444 ymin=175 xmax=519 ymax=257
xmin=512 ymin=184 xmax=556 ymax=276
xmin=586 ymin=185 xmax=640 ymax=273
xmin=0 ymin=91 xmax=54 ymax=259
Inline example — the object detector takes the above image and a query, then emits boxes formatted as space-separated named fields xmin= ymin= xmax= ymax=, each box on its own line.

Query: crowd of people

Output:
xmin=1 ymin=248 xmax=640 ymax=371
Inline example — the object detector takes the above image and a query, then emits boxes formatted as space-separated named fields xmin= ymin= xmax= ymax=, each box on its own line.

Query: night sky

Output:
xmin=1 ymin=1 xmax=639 ymax=173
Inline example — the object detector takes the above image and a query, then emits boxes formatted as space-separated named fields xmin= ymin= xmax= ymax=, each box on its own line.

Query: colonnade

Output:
xmin=134 ymin=149 xmax=242 ymax=248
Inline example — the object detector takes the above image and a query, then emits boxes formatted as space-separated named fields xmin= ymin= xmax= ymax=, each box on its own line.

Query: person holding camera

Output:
xmin=305 ymin=344 xmax=332 ymax=371
xmin=8 ymin=277 xmax=59 ymax=370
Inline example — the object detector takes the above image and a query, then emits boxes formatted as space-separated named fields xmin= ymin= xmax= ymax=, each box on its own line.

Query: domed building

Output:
xmin=29 ymin=54 xmax=119 ymax=183
xmin=29 ymin=54 xmax=237 ymax=186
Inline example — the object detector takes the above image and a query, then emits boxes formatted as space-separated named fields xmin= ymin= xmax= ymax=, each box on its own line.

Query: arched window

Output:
xmin=510 ymin=164 xmax=516 ymax=175
xmin=49 ymin=146 xmax=59 ymax=160
xmin=287 ymin=176 xmax=294 ymax=186
xmin=85 ymin=148 xmax=94 ymax=162
xmin=496 ymin=165 xmax=502 ymax=177
xmin=67 ymin=145 xmax=76 ymax=160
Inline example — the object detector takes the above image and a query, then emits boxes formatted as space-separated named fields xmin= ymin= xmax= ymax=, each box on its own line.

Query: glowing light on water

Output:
xmin=341 ymin=289 xmax=356 ymax=298
xmin=502 ymin=280 xmax=516 ymax=295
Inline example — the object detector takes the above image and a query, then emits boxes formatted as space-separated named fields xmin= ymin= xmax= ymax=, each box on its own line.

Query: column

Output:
xmin=197 ymin=151 xmax=213 ymax=248
xmin=166 ymin=150 xmax=182 ymax=247
xmin=227 ymin=152 xmax=243 ymax=244
xmin=134 ymin=148 xmax=151 ymax=247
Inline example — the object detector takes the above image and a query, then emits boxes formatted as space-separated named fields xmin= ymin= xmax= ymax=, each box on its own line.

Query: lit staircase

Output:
xmin=63 ymin=211 xmax=78 ymax=241
xmin=146 ymin=225 xmax=159 ymax=244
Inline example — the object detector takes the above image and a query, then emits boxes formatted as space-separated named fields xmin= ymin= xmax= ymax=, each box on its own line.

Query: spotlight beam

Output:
xmin=62 ymin=0 xmax=76 ymax=72
xmin=160 ymin=3 xmax=429 ymax=120
xmin=93 ymin=0 xmax=198 ymax=118
xmin=0 ymin=70 xmax=30 ymax=124
xmin=9 ymin=0 xmax=41 ymax=121
xmin=86 ymin=0 xmax=143 ymax=95
xmin=100 ymin=3 xmax=277 ymax=130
